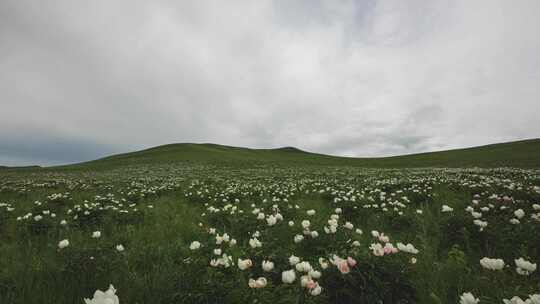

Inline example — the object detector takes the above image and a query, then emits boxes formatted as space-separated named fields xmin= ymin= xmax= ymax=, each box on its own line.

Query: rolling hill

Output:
xmin=58 ymin=138 xmax=540 ymax=169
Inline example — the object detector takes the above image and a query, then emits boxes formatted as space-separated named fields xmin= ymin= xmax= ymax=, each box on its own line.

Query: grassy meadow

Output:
xmin=1 ymin=140 xmax=539 ymax=303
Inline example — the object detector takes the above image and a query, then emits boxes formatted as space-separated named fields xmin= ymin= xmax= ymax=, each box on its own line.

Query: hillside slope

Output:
xmin=59 ymin=138 xmax=540 ymax=169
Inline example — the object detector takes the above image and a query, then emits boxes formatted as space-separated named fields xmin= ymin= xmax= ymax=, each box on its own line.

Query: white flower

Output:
xmin=307 ymin=209 xmax=316 ymax=216
xmin=324 ymin=225 xmax=337 ymax=234
xmin=262 ymin=260 xmax=274 ymax=272
xmin=215 ymin=235 xmax=224 ymax=245
xmin=301 ymin=220 xmax=311 ymax=229
xmin=515 ymin=257 xmax=537 ymax=275
xmin=289 ymin=255 xmax=300 ymax=265
xmin=441 ymin=205 xmax=454 ymax=212
xmin=58 ymin=239 xmax=69 ymax=249
xmin=189 ymin=241 xmax=201 ymax=250
xmin=248 ymin=277 xmax=267 ymax=288
xmin=249 ymin=238 xmax=262 ymax=248
xmin=288 ymin=221 xmax=295 ymax=227
xmin=510 ymin=218 xmax=521 ymax=225
xmin=266 ymin=215 xmax=277 ymax=226
xmin=503 ymin=296 xmax=526 ymax=304
xmin=473 ymin=219 xmax=488 ymax=230
xmin=310 ymin=231 xmax=319 ymax=238
xmin=397 ymin=242 xmax=419 ymax=254
xmin=84 ymin=284 xmax=119 ymax=304
xmin=319 ymin=257 xmax=329 ymax=269
xmin=294 ymin=234 xmax=304 ymax=243
xmin=479 ymin=257 xmax=504 ymax=270
xmin=213 ymin=248 xmax=222 ymax=255
xmin=309 ymin=270 xmax=321 ymax=279
xmin=527 ymin=294 xmax=540 ymax=304
xmin=335 ymin=208 xmax=342 ymax=214
xmin=295 ymin=261 xmax=312 ymax=273
xmin=237 ymin=258 xmax=253 ymax=270
xmin=459 ymin=292 xmax=480 ymax=304
xmin=282 ymin=269 xmax=296 ymax=283
xmin=514 ymin=209 xmax=525 ymax=219
xmin=92 ymin=231 xmax=101 ymax=239
xmin=369 ymin=243 xmax=384 ymax=256
xmin=60 ymin=220 xmax=67 ymax=225
xmin=343 ymin=222 xmax=354 ymax=230
xmin=472 ymin=211 xmax=482 ymax=219
xmin=115 ymin=244 xmax=125 ymax=252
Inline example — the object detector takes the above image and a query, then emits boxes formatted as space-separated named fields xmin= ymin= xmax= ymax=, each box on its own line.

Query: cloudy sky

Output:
xmin=1 ymin=0 xmax=539 ymax=166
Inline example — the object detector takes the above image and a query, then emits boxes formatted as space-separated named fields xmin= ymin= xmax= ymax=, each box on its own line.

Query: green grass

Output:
xmin=1 ymin=165 xmax=539 ymax=303
xmin=47 ymin=138 xmax=540 ymax=170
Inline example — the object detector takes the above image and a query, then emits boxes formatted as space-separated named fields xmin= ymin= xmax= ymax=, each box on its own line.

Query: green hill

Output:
xmin=59 ymin=138 xmax=540 ymax=169
xmin=0 ymin=165 xmax=41 ymax=170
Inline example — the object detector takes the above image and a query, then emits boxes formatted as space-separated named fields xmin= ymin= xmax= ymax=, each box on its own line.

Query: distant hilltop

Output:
xmin=0 ymin=165 xmax=41 ymax=170
xmin=40 ymin=138 xmax=540 ymax=170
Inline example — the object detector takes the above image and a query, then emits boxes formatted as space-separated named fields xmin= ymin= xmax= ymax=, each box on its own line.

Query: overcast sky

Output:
xmin=1 ymin=0 xmax=539 ymax=166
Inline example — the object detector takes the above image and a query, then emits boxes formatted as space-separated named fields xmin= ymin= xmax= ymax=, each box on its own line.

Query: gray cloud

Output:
xmin=1 ymin=0 xmax=539 ymax=166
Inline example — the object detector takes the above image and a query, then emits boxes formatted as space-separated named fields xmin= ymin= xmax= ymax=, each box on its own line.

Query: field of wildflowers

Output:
xmin=0 ymin=165 xmax=539 ymax=303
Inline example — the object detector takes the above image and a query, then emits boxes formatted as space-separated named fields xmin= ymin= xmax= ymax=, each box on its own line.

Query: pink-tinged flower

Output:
xmin=338 ymin=260 xmax=350 ymax=274
xmin=347 ymin=257 xmax=357 ymax=267
xmin=310 ymin=283 xmax=322 ymax=296
xmin=384 ymin=243 xmax=399 ymax=254
xmin=306 ymin=279 xmax=317 ymax=289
